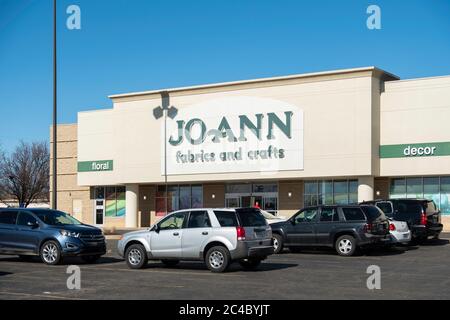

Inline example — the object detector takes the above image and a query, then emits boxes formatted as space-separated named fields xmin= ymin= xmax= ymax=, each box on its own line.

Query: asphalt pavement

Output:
xmin=1 ymin=234 xmax=450 ymax=300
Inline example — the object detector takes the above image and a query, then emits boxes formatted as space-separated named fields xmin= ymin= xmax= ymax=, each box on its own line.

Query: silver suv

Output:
xmin=117 ymin=208 xmax=273 ymax=272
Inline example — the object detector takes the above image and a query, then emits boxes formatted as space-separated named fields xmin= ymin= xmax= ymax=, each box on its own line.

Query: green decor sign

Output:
xmin=380 ymin=142 xmax=450 ymax=159
xmin=78 ymin=160 xmax=113 ymax=172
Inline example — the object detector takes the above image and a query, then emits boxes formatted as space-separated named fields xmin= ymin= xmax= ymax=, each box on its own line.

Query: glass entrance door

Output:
xmin=94 ymin=187 xmax=105 ymax=225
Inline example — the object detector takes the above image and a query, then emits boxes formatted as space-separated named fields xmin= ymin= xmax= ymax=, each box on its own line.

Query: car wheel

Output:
xmin=239 ymin=258 xmax=262 ymax=270
xmin=81 ymin=255 xmax=102 ymax=264
xmin=272 ymin=234 xmax=284 ymax=254
xmin=205 ymin=246 xmax=230 ymax=273
xmin=40 ymin=240 xmax=62 ymax=265
xmin=18 ymin=255 xmax=34 ymax=262
xmin=125 ymin=244 xmax=148 ymax=269
xmin=161 ymin=259 xmax=180 ymax=267
xmin=335 ymin=235 xmax=357 ymax=256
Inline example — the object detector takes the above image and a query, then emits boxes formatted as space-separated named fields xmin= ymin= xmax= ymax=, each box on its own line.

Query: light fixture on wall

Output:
xmin=143 ymin=195 xmax=147 ymax=201
xmin=376 ymin=191 xmax=381 ymax=197
xmin=288 ymin=192 xmax=292 ymax=198
xmin=211 ymin=194 xmax=216 ymax=199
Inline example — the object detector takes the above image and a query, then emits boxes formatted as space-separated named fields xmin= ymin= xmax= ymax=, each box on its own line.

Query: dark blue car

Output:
xmin=0 ymin=208 xmax=106 ymax=265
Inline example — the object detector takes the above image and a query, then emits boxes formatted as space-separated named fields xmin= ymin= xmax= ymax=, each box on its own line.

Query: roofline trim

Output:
xmin=108 ymin=66 xmax=399 ymax=100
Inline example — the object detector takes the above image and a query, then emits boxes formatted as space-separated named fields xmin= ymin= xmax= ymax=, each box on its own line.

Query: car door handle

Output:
xmin=202 ymin=231 xmax=208 ymax=235
xmin=173 ymin=232 xmax=179 ymax=236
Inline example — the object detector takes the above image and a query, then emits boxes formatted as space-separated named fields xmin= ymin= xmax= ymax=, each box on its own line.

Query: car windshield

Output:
xmin=32 ymin=210 xmax=82 ymax=226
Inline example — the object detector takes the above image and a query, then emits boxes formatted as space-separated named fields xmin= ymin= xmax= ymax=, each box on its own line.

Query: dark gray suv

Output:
xmin=270 ymin=205 xmax=390 ymax=256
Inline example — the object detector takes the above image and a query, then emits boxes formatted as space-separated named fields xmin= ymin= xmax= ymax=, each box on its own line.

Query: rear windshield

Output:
xmin=375 ymin=202 xmax=393 ymax=217
xmin=361 ymin=206 xmax=386 ymax=222
xmin=236 ymin=208 xmax=267 ymax=227
xmin=213 ymin=210 xmax=238 ymax=227
xmin=392 ymin=201 xmax=423 ymax=221
xmin=342 ymin=207 xmax=366 ymax=221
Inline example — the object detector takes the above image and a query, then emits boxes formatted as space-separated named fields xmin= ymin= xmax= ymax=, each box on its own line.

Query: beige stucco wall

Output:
xmin=78 ymin=68 xmax=391 ymax=186
xmin=380 ymin=76 xmax=450 ymax=176
xmin=50 ymin=124 xmax=92 ymax=223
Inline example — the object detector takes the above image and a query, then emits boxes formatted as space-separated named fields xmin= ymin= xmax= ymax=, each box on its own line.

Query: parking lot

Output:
xmin=1 ymin=235 xmax=450 ymax=300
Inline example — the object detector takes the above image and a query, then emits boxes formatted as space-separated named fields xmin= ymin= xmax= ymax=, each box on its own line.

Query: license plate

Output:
xmin=403 ymin=234 xmax=409 ymax=238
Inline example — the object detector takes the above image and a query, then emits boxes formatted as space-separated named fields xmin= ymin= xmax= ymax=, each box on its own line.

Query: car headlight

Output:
xmin=59 ymin=230 xmax=80 ymax=238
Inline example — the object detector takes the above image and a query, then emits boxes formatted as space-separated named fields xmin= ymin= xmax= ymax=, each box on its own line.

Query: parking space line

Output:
xmin=0 ymin=291 xmax=84 ymax=300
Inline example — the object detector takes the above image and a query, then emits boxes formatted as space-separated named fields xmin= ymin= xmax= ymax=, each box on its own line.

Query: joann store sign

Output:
xmin=380 ymin=142 xmax=450 ymax=158
xmin=163 ymin=96 xmax=304 ymax=175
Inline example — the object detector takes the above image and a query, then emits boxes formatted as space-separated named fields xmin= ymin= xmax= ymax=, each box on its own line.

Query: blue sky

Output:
xmin=1 ymin=0 xmax=450 ymax=152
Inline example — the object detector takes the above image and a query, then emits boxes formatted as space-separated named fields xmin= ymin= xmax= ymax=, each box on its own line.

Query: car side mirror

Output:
xmin=290 ymin=219 xmax=296 ymax=225
xmin=153 ymin=224 xmax=160 ymax=233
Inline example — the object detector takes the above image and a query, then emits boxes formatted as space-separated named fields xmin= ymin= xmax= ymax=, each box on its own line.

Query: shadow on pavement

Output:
xmin=0 ymin=256 xmax=123 ymax=266
xmin=142 ymin=261 xmax=298 ymax=273
xmin=0 ymin=272 xmax=13 ymax=277
xmin=418 ymin=238 xmax=449 ymax=246
xmin=277 ymin=246 xmax=410 ymax=257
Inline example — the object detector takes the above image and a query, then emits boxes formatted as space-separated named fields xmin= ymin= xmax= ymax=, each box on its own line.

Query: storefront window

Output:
xmin=95 ymin=186 xmax=126 ymax=218
xmin=390 ymin=178 xmax=406 ymax=199
xmin=179 ymin=185 xmax=191 ymax=210
xmin=389 ymin=176 xmax=450 ymax=215
xmin=155 ymin=185 xmax=204 ymax=216
xmin=304 ymin=181 xmax=318 ymax=207
xmin=349 ymin=180 xmax=358 ymax=204
xmin=319 ymin=181 xmax=333 ymax=205
xmin=333 ymin=180 xmax=348 ymax=204
xmin=440 ymin=177 xmax=450 ymax=215
xmin=304 ymin=180 xmax=358 ymax=206
xmin=424 ymin=177 xmax=440 ymax=210
xmin=406 ymin=178 xmax=423 ymax=199
xmin=116 ymin=187 xmax=126 ymax=216
xmin=191 ymin=185 xmax=203 ymax=208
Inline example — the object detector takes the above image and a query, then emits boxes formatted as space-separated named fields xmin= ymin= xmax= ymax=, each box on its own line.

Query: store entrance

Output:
xmin=225 ymin=183 xmax=278 ymax=214
xmin=241 ymin=196 xmax=263 ymax=208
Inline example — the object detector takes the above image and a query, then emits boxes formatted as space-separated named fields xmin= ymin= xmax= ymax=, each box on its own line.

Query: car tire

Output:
xmin=272 ymin=234 xmax=284 ymax=254
xmin=125 ymin=244 xmax=148 ymax=269
xmin=81 ymin=255 xmax=102 ymax=264
xmin=205 ymin=246 xmax=230 ymax=273
xmin=40 ymin=240 xmax=62 ymax=265
xmin=335 ymin=235 xmax=357 ymax=256
xmin=18 ymin=255 xmax=34 ymax=262
xmin=161 ymin=259 xmax=180 ymax=267
xmin=239 ymin=258 xmax=262 ymax=270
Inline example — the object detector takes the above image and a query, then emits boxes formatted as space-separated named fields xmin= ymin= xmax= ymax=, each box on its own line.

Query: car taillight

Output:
xmin=363 ymin=223 xmax=372 ymax=233
xmin=236 ymin=226 xmax=246 ymax=240
xmin=420 ymin=213 xmax=427 ymax=226
xmin=389 ymin=223 xmax=396 ymax=231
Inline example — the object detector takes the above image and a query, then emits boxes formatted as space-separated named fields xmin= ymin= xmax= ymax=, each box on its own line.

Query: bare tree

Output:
xmin=0 ymin=141 xmax=49 ymax=207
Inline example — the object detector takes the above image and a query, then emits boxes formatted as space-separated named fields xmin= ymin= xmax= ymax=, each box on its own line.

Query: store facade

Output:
xmin=50 ymin=67 xmax=450 ymax=229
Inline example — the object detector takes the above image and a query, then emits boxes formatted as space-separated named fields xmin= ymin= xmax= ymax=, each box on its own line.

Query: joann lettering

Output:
xmin=168 ymin=111 xmax=293 ymax=146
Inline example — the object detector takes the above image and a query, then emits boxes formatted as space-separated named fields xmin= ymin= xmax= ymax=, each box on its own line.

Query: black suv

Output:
xmin=270 ymin=205 xmax=390 ymax=256
xmin=361 ymin=199 xmax=443 ymax=242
